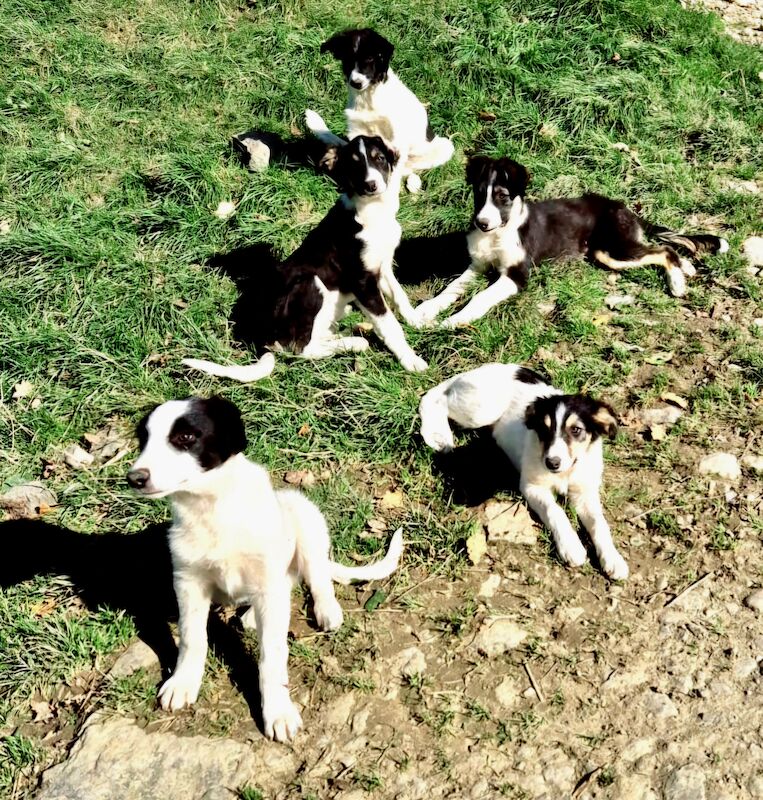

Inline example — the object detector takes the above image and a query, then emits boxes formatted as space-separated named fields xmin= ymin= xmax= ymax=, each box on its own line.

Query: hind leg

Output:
xmin=593 ymin=243 xmax=686 ymax=297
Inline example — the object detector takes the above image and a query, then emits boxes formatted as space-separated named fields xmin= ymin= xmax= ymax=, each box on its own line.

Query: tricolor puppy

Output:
xmin=414 ymin=156 xmax=729 ymax=327
xmin=419 ymin=363 xmax=628 ymax=580
xmin=184 ymin=135 xmax=427 ymax=382
xmin=305 ymin=28 xmax=454 ymax=193
xmin=127 ymin=396 xmax=403 ymax=741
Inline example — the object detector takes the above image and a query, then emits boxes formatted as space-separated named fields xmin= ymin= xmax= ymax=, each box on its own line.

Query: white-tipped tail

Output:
xmin=182 ymin=352 xmax=276 ymax=383
xmin=718 ymin=238 xmax=729 ymax=254
xmin=305 ymin=109 xmax=346 ymax=147
xmin=407 ymin=137 xmax=455 ymax=171
xmin=330 ymin=528 xmax=404 ymax=585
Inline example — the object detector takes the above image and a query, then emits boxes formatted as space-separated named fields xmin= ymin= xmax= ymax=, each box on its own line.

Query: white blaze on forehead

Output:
xmin=476 ymin=173 xmax=502 ymax=230
xmin=349 ymin=69 xmax=370 ymax=90
xmin=359 ymin=138 xmax=386 ymax=194
xmin=545 ymin=403 xmax=573 ymax=471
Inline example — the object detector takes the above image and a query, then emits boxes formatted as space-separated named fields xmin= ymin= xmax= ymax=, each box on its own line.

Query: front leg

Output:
xmin=158 ymin=576 xmax=211 ymax=711
xmin=441 ymin=273 xmax=520 ymax=328
xmin=520 ymin=481 xmax=588 ymax=568
xmin=569 ymin=487 xmax=628 ymax=580
xmin=413 ymin=269 xmax=477 ymax=326
xmin=379 ymin=265 xmax=420 ymax=328
xmin=255 ymin=582 xmax=303 ymax=742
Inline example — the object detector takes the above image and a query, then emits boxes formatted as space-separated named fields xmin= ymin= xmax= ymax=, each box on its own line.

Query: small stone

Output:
xmin=473 ymin=618 xmax=528 ymax=657
xmin=0 ymin=481 xmax=57 ymax=519
xmin=351 ymin=709 xmax=369 ymax=735
xmin=213 ymin=200 xmax=236 ymax=220
xmin=605 ymin=293 xmax=634 ymax=309
xmin=109 ymin=640 xmax=159 ymax=678
xmin=664 ymin=764 xmax=706 ymax=800
xmin=478 ymin=574 xmax=502 ymax=598
xmin=642 ymin=690 xmax=678 ymax=718
xmin=734 ymin=657 xmax=759 ymax=680
xmin=754 ymin=318 xmax=763 ymax=327
xmin=698 ymin=452 xmax=740 ymax=481
xmin=388 ymin=646 xmax=426 ymax=677
xmin=494 ymin=676 xmax=520 ymax=708
xmin=742 ymin=455 xmax=763 ymax=473
xmin=324 ymin=692 xmax=356 ymax=728
xmin=484 ymin=500 xmax=536 ymax=544
xmin=744 ymin=589 xmax=763 ymax=614
xmin=743 ymin=237 xmax=763 ymax=267
xmin=621 ymin=737 xmax=655 ymax=762
xmin=639 ymin=406 xmax=683 ymax=427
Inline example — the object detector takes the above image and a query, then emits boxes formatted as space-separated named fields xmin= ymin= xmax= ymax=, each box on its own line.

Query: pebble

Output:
xmin=478 ymin=574 xmax=502 ymax=598
xmin=621 ymin=737 xmax=656 ymax=762
xmin=749 ymin=774 xmax=763 ymax=798
xmin=734 ymin=657 xmax=759 ymax=680
xmin=64 ymin=444 xmax=95 ymax=469
xmin=698 ymin=452 xmax=741 ymax=480
xmin=388 ymin=646 xmax=427 ymax=677
xmin=109 ymin=640 xmax=160 ymax=678
xmin=744 ymin=589 xmax=763 ymax=614
xmin=473 ymin=618 xmax=528 ymax=657
xmin=324 ymin=692 xmax=356 ymax=728
xmin=664 ymin=764 xmax=706 ymax=800
xmin=643 ymin=690 xmax=678 ymax=718
xmin=494 ymin=676 xmax=521 ymax=708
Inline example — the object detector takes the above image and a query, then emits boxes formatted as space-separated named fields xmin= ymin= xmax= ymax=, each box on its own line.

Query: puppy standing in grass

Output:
xmin=127 ymin=396 xmax=403 ymax=741
xmin=305 ymin=28 xmax=454 ymax=193
xmin=420 ymin=363 xmax=628 ymax=580
xmin=184 ymin=135 xmax=427 ymax=381
xmin=414 ymin=156 xmax=729 ymax=327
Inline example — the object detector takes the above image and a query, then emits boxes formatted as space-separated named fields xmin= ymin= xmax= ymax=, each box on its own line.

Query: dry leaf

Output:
xmin=30 ymin=699 xmax=54 ymax=723
xmin=297 ymin=423 xmax=311 ymax=437
xmin=379 ymin=490 xmax=404 ymax=510
xmin=478 ymin=110 xmax=497 ymax=121
xmin=284 ymin=470 xmax=316 ymax=487
xmin=30 ymin=597 xmax=58 ymax=617
xmin=592 ymin=313 xmax=613 ymax=327
xmin=367 ymin=517 xmax=387 ymax=533
xmin=83 ymin=423 xmax=129 ymax=464
xmin=171 ymin=298 xmax=189 ymax=309
xmin=12 ymin=380 xmax=33 ymax=400
xmin=64 ymin=444 xmax=95 ymax=469
xmin=0 ymin=482 xmax=57 ymax=520
xmin=466 ymin=526 xmax=488 ymax=565
xmin=660 ymin=392 xmax=688 ymax=410
xmin=645 ymin=351 xmax=674 ymax=365
xmin=355 ymin=321 xmax=374 ymax=333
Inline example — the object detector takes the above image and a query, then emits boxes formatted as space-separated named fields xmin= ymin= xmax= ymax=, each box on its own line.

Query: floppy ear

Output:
xmin=370 ymin=30 xmax=394 ymax=69
xmin=321 ymin=32 xmax=352 ymax=60
xmin=590 ymin=401 xmax=618 ymax=439
xmin=318 ymin=145 xmax=341 ymax=174
xmin=201 ymin=395 xmax=247 ymax=455
xmin=465 ymin=156 xmax=490 ymax=186
xmin=503 ymin=159 xmax=530 ymax=197
xmin=524 ymin=399 xmax=543 ymax=433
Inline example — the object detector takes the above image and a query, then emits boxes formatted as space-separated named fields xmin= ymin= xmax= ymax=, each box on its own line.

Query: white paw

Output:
xmin=314 ymin=596 xmax=344 ymax=631
xmin=262 ymin=692 xmax=303 ymax=742
xmin=600 ymin=549 xmax=629 ymax=581
xmin=410 ymin=303 xmax=440 ymax=327
xmin=666 ymin=266 xmax=686 ymax=297
xmin=440 ymin=315 xmax=467 ymax=329
xmin=718 ymin=237 xmax=729 ymax=254
xmin=240 ymin=606 xmax=258 ymax=631
xmin=401 ymin=354 xmax=428 ymax=372
xmin=421 ymin=427 xmax=455 ymax=453
xmin=679 ymin=257 xmax=696 ymax=277
xmin=556 ymin=537 xmax=588 ymax=568
xmin=158 ymin=671 xmax=202 ymax=711
xmin=304 ymin=109 xmax=324 ymax=133
xmin=406 ymin=173 xmax=422 ymax=193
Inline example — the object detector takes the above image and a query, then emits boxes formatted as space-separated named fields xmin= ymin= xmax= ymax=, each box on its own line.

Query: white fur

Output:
xmin=130 ymin=404 xmax=404 ymax=741
xmin=419 ymin=364 xmax=628 ymax=580
xmin=475 ymin=179 xmax=502 ymax=231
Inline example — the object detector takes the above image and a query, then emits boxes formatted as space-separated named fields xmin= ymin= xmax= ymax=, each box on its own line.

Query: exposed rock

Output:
xmin=621 ymin=737 xmax=656 ymax=762
xmin=643 ymin=690 xmax=678 ymax=719
xmin=109 ymin=640 xmax=160 ymax=678
xmin=494 ymin=676 xmax=521 ymax=708
xmin=601 ymin=665 xmax=649 ymax=695
xmin=387 ymin=646 xmax=427 ymax=677
xmin=698 ymin=452 xmax=740 ymax=480
xmin=0 ymin=481 xmax=57 ymax=519
xmin=744 ymin=589 xmax=763 ymax=614
xmin=478 ymin=574 xmax=502 ymax=598
xmin=734 ymin=657 xmax=759 ymax=680
xmin=36 ymin=713 xmax=295 ymax=800
xmin=324 ymin=692 xmax=356 ymax=728
xmin=483 ymin=500 xmax=536 ymax=544
xmin=64 ymin=444 xmax=95 ymax=470
xmin=473 ymin=618 xmax=528 ymax=657
xmin=664 ymin=764 xmax=706 ymax=800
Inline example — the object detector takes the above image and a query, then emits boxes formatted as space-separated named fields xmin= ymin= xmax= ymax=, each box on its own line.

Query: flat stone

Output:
xmin=744 ymin=589 xmax=763 ymax=613
xmin=473 ymin=618 xmax=528 ymax=657
xmin=109 ymin=640 xmax=160 ymax=678
xmin=477 ymin=574 xmax=502 ymax=598
xmin=324 ymin=692 xmax=356 ymax=728
xmin=749 ymin=774 xmax=763 ymax=798
xmin=37 ymin=713 xmax=295 ymax=800
xmin=734 ymin=657 xmax=759 ymax=680
xmin=484 ymin=500 xmax=536 ymax=544
xmin=698 ymin=452 xmax=740 ymax=480
xmin=621 ymin=737 xmax=656 ymax=762
xmin=664 ymin=764 xmax=706 ymax=800
xmin=642 ymin=690 xmax=678 ymax=719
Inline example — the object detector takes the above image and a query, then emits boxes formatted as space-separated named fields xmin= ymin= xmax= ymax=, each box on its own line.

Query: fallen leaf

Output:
xmin=379 ymin=490 xmax=404 ymax=511
xmin=660 ymin=392 xmax=688 ymax=410
xmin=604 ymin=294 xmax=634 ymax=309
xmin=12 ymin=380 xmax=33 ymax=400
xmin=478 ymin=110 xmax=497 ymax=121
xmin=297 ymin=423 xmax=311 ymax=437
xmin=364 ymin=589 xmax=387 ymax=612
xmin=592 ymin=313 xmax=613 ymax=327
xmin=0 ymin=482 xmax=57 ymax=520
xmin=367 ymin=517 xmax=387 ymax=534
xmin=171 ymin=298 xmax=189 ymax=309
xmin=64 ymin=444 xmax=95 ymax=469
xmin=466 ymin=526 xmax=488 ymax=565
xmin=284 ymin=469 xmax=316 ymax=487
xmin=30 ymin=597 xmax=58 ymax=617
xmin=0 ymin=219 xmax=11 ymax=235
xmin=645 ymin=351 xmax=674 ymax=365
xmin=30 ymin=699 xmax=54 ymax=723
xmin=355 ymin=321 xmax=374 ymax=333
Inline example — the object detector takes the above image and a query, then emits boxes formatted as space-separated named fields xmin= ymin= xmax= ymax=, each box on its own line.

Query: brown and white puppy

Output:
xmin=127 ymin=396 xmax=404 ymax=741
xmin=419 ymin=363 xmax=627 ymax=579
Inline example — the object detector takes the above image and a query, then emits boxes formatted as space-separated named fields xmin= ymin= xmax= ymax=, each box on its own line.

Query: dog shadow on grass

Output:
xmin=0 ymin=519 xmax=266 ymax=730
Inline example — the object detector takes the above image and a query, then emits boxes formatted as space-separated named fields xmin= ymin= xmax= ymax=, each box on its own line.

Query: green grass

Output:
xmin=1 ymin=0 xmax=762 ymax=794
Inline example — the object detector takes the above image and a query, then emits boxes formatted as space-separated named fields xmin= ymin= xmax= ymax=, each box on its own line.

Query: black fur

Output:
xmin=320 ymin=28 xmax=394 ymax=88
xmin=524 ymin=394 xmax=618 ymax=448
xmin=515 ymin=366 xmax=546 ymax=385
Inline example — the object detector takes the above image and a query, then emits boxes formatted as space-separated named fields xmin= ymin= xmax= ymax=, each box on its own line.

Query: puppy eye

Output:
xmin=494 ymin=189 xmax=509 ymax=199
xmin=175 ymin=432 xmax=196 ymax=448
xmin=570 ymin=426 xmax=583 ymax=438
xmin=352 ymin=153 xmax=361 ymax=161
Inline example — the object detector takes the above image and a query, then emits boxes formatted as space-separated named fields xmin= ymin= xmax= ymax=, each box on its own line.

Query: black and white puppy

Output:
xmin=420 ymin=363 xmax=628 ymax=580
xmin=183 ymin=135 xmax=427 ymax=382
xmin=305 ymin=28 xmax=454 ymax=193
xmin=414 ymin=156 xmax=729 ymax=327
xmin=127 ymin=396 xmax=403 ymax=741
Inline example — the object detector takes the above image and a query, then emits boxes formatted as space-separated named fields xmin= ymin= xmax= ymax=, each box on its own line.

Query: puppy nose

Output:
xmin=364 ymin=180 xmax=378 ymax=193
xmin=476 ymin=219 xmax=490 ymax=232
xmin=350 ymin=78 xmax=363 ymax=89
xmin=127 ymin=468 xmax=150 ymax=489
xmin=545 ymin=456 xmax=561 ymax=472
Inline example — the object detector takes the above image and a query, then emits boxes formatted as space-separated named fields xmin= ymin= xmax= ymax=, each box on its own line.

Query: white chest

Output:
xmin=467 ymin=225 xmax=526 ymax=273
xmin=355 ymin=204 xmax=401 ymax=272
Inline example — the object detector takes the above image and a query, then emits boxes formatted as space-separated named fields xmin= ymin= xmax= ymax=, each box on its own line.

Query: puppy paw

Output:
xmin=158 ymin=672 xmax=202 ymax=711
xmin=401 ymin=354 xmax=428 ymax=372
xmin=410 ymin=302 xmax=440 ymax=327
xmin=679 ymin=257 xmax=696 ymax=277
xmin=263 ymin=693 xmax=303 ymax=743
xmin=406 ymin=173 xmax=422 ymax=193
xmin=314 ymin=596 xmax=344 ymax=631
xmin=240 ymin=606 xmax=258 ymax=631
xmin=556 ymin=538 xmax=588 ymax=568
xmin=600 ymin=550 xmax=629 ymax=581
xmin=666 ymin=266 xmax=687 ymax=297
xmin=420 ymin=425 xmax=455 ymax=453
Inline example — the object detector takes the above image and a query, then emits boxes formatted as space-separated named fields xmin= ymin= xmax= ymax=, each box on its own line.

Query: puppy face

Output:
xmin=127 ymin=396 xmax=247 ymax=498
xmin=466 ymin=156 xmax=530 ymax=232
xmin=320 ymin=28 xmax=393 ymax=91
xmin=524 ymin=395 xmax=617 ymax=474
xmin=323 ymin=135 xmax=399 ymax=197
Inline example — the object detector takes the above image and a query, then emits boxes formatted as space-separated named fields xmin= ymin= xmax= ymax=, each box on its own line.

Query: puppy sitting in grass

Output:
xmin=420 ymin=363 xmax=628 ymax=580
xmin=127 ymin=396 xmax=403 ymax=742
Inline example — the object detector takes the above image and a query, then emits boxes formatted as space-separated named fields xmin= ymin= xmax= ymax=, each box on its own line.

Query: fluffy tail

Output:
xmin=330 ymin=528 xmax=404 ymax=585
xmin=304 ymin=109 xmax=346 ymax=147
xmin=641 ymin=220 xmax=729 ymax=256
xmin=182 ymin=352 xmax=276 ymax=383
xmin=407 ymin=136 xmax=455 ymax=171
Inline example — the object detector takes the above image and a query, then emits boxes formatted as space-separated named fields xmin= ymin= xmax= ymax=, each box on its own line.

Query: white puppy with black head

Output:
xmin=127 ymin=396 xmax=403 ymax=741
xmin=420 ymin=364 xmax=628 ymax=580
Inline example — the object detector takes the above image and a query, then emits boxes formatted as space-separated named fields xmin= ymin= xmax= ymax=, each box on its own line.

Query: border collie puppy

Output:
xmin=183 ymin=135 xmax=427 ymax=382
xmin=127 ymin=396 xmax=404 ymax=742
xmin=305 ymin=28 xmax=454 ymax=193
xmin=414 ymin=156 xmax=729 ymax=327
xmin=419 ymin=363 xmax=628 ymax=580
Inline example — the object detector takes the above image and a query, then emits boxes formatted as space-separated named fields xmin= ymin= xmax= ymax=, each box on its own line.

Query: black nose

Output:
xmin=476 ymin=219 xmax=490 ymax=232
xmin=545 ymin=456 xmax=561 ymax=472
xmin=364 ymin=180 xmax=378 ymax=193
xmin=350 ymin=78 xmax=363 ymax=89
xmin=127 ymin=468 xmax=150 ymax=489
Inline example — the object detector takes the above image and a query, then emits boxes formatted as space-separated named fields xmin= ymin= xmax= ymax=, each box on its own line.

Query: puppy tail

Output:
xmin=182 ymin=352 xmax=276 ymax=382
xmin=330 ymin=528 xmax=404 ymax=585
xmin=304 ymin=109 xmax=346 ymax=147
xmin=407 ymin=136 xmax=455 ymax=171
xmin=640 ymin=220 xmax=729 ymax=256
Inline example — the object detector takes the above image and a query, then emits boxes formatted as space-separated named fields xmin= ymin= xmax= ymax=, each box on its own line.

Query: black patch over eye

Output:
xmin=171 ymin=429 xmax=197 ymax=450
xmin=570 ymin=426 xmax=583 ymax=438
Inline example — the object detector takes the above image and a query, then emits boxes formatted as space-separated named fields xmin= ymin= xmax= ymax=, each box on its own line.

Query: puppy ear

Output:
xmin=591 ymin=401 xmax=618 ymax=439
xmin=321 ymin=32 xmax=351 ymax=60
xmin=523 ymin=399 xmax=542 ymax=432
xmin=465 ymin=156 xmax=490 ymax=186
xmin=135 ymin=411 xmax=152 ymax=451
xmin=502 ymin=159 xmax=530 ymax=197
xmin=318 ymin=145 xmax=341 ymax=174
xmin=202 ymin=396 xmax=247 ymax=455
xmin=372 ymin=31 xmax=394 ymax=69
